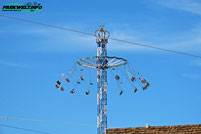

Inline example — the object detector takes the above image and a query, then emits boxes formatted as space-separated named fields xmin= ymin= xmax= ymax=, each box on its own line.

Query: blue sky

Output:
xmin=0 ymin=0 xmax=201 ymax=134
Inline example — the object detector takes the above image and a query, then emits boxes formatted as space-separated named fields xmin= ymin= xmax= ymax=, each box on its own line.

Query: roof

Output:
xmin=107 ymin=124 xmax=201 ymax=134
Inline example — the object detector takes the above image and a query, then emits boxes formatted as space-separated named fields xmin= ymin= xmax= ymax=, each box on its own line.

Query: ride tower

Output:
xmin=95 ymin=27 xmax=110 ymax=134
xmin=55 ymin=26 xmax=150 ymax=134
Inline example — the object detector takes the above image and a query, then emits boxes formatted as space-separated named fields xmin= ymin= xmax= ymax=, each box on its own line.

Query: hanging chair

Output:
xmin=141 ymin=79 xmax=146 ymax=83
xmin=115 ymin=75 xmax=120 ymax=80
xmin=55 ymin=84 xmax=60 ymax=88
xmin=90 ymin=82 xmax=94 ymax=85
xmin=119 ymin=90 xmax=123 ymax=96
xmin=57 ymin=80 xmax=61 ymax=85
xmin=70 ymin=89 xmax=75 ymax=93
xmin=85 ymin=90 xmax=90 ymax=95
xmin=131 ymin=76 xmax=135 ymax=82
xmin=143 ymin=82 xmax=150 ymax=90
xmin=77 ymin=81 xmax=81 ymax=84
xmin=80 ymin=76 xmax=84 ymax=81
xmin=65 ymin=78 xmax=70 ymax=83
xmin=60 ymin=87 xmax=64 ymax=91
xmin=134 ymin=88 xmax=137 ymax=93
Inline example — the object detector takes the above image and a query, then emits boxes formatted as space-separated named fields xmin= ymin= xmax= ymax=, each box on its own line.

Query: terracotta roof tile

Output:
xmin=107 ymin=124 xmax=201 ymax=134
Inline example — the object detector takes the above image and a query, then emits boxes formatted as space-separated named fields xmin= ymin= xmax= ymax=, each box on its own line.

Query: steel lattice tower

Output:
xmin=77 ymin=27 xmax=127 ymax=134
xmin=96 ymin=27 xmax=109 ymax=134
xmin=74 ymin=27 xmax=139 ymax=134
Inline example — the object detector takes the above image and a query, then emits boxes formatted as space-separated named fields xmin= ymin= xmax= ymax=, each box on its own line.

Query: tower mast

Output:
xmin=95 ymin=26 xmax=110 ymax=134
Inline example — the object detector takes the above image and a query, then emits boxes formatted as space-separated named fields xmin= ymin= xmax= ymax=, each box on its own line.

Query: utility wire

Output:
xmin=0 ymin=14 xmax=201 ymax=59
xmin=0 ymin=123 xmax=50 ymax=134
xmin=0 ymin=116 xmax=96 ymax=127
xmin=0 ymin=116 xmax=117 ymax=129
xmin=0 ymin=14 xmax=94 ymax=36
xmin=110 ymin=37 xmax=201 ymax=59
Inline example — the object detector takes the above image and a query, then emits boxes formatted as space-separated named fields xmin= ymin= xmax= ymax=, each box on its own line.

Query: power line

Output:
xmin=0 ymin=116 xmax=96 ymax=127
xmin=0 ymin=14 xmax=94 ymax=36
xmin=0 ymin=14 xmax=201 ymax=59
xmin=110 ymin=37 xmax=201 ymax=59
xmin=0 ymin=116 xmax=117 ymax=129
xmin=0 ymin=123 xmax=50 ymax=134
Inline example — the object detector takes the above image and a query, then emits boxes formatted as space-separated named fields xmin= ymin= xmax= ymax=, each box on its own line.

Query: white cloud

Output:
xmin=109 ymin=25 xmax=201 ymax=54
xmin=155 ymin=0 xmax=201 ymax=16
xmin=163 ymin=25 xmax=201 ymax=52
xmin=1 ymin=22 xmax=201 ymax=54
xmin=0 ymin=60 xmax=29 ymax=68
xmin=190 ymin=60 xmax=201 ymax=67
xmin=182 ymin=73 xmax=200 ymax=79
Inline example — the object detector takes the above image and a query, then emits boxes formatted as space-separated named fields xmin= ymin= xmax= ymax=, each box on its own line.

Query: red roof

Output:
xmin=107 ymin=124 xmax=201 ymax=134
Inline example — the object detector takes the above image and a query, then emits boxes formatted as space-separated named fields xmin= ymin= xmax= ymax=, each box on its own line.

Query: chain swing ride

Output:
xmin=55 ymin=26 xmax=150 ymax=134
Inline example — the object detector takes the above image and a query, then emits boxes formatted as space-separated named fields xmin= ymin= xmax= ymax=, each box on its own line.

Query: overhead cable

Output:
xmin=0 ymin=123 xmax=50 ymax=134
xmin=0 ymin=116 xmax=96 ymax=127
xmin=0 ymin=14 xmax=201 ymax=59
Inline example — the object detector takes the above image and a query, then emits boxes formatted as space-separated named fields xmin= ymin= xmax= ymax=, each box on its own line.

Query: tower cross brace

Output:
xmin=96 ymin=36 xmax=108 ymax=134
